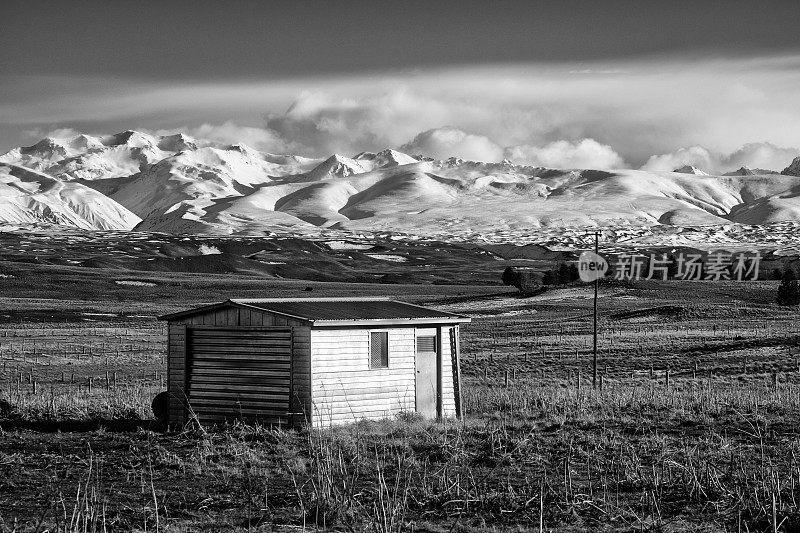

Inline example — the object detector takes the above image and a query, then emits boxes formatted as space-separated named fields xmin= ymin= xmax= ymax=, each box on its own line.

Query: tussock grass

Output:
xmin=0 ymin=382 xmax=157 ymax=423
xmin=4 ymin=379 xmax=800 ymax=531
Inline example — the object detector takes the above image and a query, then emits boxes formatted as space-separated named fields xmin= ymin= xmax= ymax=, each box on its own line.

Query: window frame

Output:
xmin=368 ymin=330 xmax=390 ymax=369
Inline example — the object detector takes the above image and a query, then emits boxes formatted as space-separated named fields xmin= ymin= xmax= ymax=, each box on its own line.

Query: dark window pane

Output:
xmin=370 ymin=331 xmax=389 ymax=368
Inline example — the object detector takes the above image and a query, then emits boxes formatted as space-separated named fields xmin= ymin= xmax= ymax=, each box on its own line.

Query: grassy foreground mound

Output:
xmin=3 ymin=377 xmax=800 ymax=532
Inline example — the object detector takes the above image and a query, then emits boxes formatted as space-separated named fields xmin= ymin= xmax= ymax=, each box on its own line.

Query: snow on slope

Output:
xmin=354 ymin=149 xmax=419 ymax=170
xmin=120 ymin=145 xmax=319 ymax=231
xmin=305 ymin=154 xmax=368 ymax=181
xmin=3 ymin=130 xmax=800 ymax=236
xmin=673 ymin=165 xmax=709 ymax=176
xmin=0 ymin=163 xmax=140 ymax=230
xmin=724 ymin=166 xmax=778 ymax=176
xmin=1 ymin=131 xmax=168 ymax=180
xmin=782 ymin=156 xmax=800 ymax=177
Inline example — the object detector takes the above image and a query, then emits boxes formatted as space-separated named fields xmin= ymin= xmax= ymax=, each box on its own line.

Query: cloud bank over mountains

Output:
xmin=6 ymin=55 xmax=800 ymax=171
xmin=641 ymin=143 xmax=800 ymax=174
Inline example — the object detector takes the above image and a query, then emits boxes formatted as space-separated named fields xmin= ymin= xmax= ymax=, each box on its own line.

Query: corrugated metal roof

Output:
xmin=231 ymin=298 xmax=466 ymax=322
xmin=159 ymin=298 xmax=470 ymax=325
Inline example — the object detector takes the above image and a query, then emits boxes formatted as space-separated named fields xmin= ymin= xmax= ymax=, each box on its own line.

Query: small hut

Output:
xmin=158 ymin=298 xmax=470 ymax=427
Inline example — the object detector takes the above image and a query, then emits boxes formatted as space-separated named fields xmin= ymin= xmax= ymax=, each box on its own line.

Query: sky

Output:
xmin=2 ymin=0 xmax=800 ymax=171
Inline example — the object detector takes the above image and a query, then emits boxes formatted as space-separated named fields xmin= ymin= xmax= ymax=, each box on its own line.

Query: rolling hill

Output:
xmin=2 ymin=130 xmax=800 ymax=237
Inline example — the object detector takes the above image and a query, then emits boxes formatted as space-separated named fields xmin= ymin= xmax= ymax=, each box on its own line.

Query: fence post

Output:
xmin=665 ymin=369 xmax=670 ymax=388
xmin=504 ymin=370 xmax=509 ymax=388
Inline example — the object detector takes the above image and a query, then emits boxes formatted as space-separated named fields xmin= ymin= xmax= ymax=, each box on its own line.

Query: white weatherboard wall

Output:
xmin=310 ymin=327 xmax=414 ymax=426
xmin=311 ymin=328 xmax=415 ymax=427
xmin=310 ymin=326 xmax=457 ymax=426
xmin=440 ymin=327 xmax=456 ymax=417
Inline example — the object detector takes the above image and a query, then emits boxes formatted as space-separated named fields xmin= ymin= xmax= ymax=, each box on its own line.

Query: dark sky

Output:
xmin=2 ymin=0 xmax=800 ymax=169
xmin=4 ymin=0 xmax=800 ymax=79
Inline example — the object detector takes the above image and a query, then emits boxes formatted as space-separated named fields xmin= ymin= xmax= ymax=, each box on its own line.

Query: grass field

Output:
xmin=1 ymin=263 xmax=799 ymax=532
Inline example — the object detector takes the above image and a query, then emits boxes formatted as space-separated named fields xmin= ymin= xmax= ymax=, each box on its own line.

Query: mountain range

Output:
xmin=2 ymin=130 xmax=800 ymax=237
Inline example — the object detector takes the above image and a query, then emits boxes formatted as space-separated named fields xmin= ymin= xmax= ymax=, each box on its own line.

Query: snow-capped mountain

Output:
xmin=305 ymin=154 xmax=368 ymax=181
xmin=782 ymin=156 xmax=800 ymax=177
xmin=723 ymin=167 xmax=778 ymax=176
xmin=672 ymin=165 xmax=709 ymax=176
xmin=0 ymin=163 xmax=140 ymax=230
xmin=354 ymin=149 xmax=419 ymax=170
xmin=2 ymin=130 xmax=800 ymax=235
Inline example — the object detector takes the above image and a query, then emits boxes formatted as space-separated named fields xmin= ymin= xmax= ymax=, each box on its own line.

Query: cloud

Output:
xmin=399 ymin=127 xmax=504 ymax=162
xmin=723 ymin=143 xmax=800 ymax=171
xmin=505 ymin=139 xmax=625 ymax=169
xmin=264 ymin=88 xmax=488 ymax=156
xmin=22 ymin=127 xmax=85 ymax=141
xmin=640 ymin=146 xmax=716 ymax=172
xmin=3 ymin=55 xmax=800 ymax=164
xmin=641 ymin=142 xmax=800 ymax=173
xmin=155 ymin=121 xmax=291 ymax=153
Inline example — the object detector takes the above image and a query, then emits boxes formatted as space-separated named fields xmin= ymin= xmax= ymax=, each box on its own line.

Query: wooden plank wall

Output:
xmin=167 ymin=323 xmax=187 ymax=426
xmin=166 ymin=305 xmax=310 ymax=426
xmin=176 ymin=307 xmax=307 ymax=328
xmin=310 ymin=327 xmax=416 ymax=427
xmin=291 ymin=326 xmax=311 ymax=427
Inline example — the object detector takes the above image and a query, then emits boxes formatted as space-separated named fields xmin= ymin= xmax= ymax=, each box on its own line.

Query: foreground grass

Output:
xmin=3 ymin=377 xmax=800 ymax=532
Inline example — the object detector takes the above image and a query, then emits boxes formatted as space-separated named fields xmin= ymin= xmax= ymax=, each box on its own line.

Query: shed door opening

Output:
xmin=187 ymin=327 xmax=292 ymax=425
xmin=415 ymin=332 xmax=438 ymax=418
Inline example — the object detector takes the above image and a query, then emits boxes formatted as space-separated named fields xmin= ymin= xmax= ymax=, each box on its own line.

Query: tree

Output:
xmin=542 ymin=270 xmax=556 ymax=286
xmin=501 ymin=266 xmax=518 ymax=288
xmin=558 ymin=263 xmax=571 ymax=286
xmin=501 ymin=266 xmax=540 ymax=294
xmin=568 ymin=264 xmax=580 ymax=283
xmin=777 ymin=269 xmax=800 ymax=306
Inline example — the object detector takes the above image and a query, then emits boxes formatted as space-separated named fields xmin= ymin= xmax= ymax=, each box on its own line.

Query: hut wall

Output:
xmin=166 ymin=305 xmax=310 ymax=426
xmin=440 ymin=326 xmax=456 ymax=418
xmin=310 ymin=327 xmax=417 ymax=426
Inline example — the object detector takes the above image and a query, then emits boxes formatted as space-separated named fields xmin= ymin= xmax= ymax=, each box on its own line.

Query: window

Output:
xmin=369 ymin=331 xmax=389 ymax=369
xmin=416 ymin=335 xmax=437 ymax=353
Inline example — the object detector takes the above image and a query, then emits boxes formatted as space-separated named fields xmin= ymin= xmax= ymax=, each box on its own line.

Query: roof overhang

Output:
xmin=309 ymin=317 xmax=471 ymax=327
xmin=158 ymin=298 xmax=471 ymax=326
xmin=157 ymin=299 xmax=315 ymax=323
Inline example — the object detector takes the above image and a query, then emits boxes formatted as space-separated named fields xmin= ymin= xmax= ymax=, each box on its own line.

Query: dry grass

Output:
xmin=2 ymin=279 xmax=799 ymax=530
xmin=4 ymin=377 xmax=800 ymax=531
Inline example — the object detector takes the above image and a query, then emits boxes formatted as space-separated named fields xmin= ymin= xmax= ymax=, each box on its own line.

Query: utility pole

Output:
xmin=592 ymin=231 xmax=599 ymax=389
xmin=578 ymin=231 xmax=604 ymax=389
